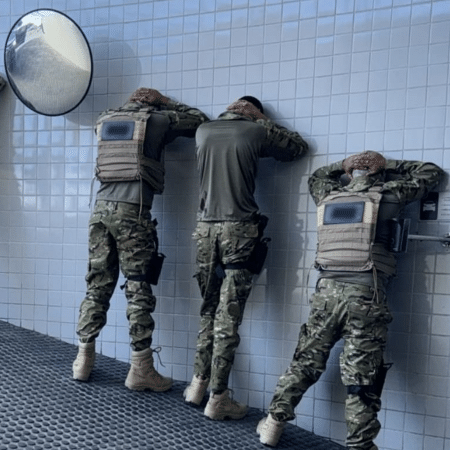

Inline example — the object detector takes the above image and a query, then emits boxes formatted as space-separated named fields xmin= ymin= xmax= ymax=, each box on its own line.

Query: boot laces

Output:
xmin=225 ymin=389 xmax=240 ymax=406
xmin=151 ymin=346 xmax=165 ymax=367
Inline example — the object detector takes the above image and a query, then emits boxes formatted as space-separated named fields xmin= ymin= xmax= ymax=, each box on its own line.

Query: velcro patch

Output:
xmin=323 ymin=202 xmax=365 ymax=224
xmin=102 ymin=121 xmax=135 ymax=140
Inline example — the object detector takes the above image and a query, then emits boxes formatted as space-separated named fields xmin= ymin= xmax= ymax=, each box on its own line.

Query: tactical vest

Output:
xmin=95 ymin=107 xmax=165 ymax=194
xmin=315 ymin=189 xmax=397 ymax=276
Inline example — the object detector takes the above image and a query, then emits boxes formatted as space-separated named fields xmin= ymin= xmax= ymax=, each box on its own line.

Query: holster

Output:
xmin=347 ymin=362 xmax=392 ymax=406
xmin=246 ymin=237 xmax=271 ymax=274
xmin=216 ymin=215 xmax=271 ymax=277
xmin=146 ymin=252 xmax=166 ymax=285
xmin=126 ymin=252 xmax=166 ymax=286
xmin=373 ymin=362 xmax=392 ymax=397
xmin=388 ymin=218 xmax=410 ymax=253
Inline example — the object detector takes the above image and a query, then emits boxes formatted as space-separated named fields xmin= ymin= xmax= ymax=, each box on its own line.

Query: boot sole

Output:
xmin=125 ymin=381 xmax=173 ymax=392
xmin=72 ymin=367 xmax=93 ymax=381
xmin=73 ymin=374 xmax=90 ymax=382
xmin=204 ymin=409 xmax=248 ymax=421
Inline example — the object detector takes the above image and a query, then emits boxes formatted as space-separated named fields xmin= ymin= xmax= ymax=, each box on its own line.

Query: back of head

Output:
xmin=238 ymin=96 xmax=264 ymax=114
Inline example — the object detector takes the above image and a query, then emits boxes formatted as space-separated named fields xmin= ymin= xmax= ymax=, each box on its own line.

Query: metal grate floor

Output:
xmin=0 ymin=320 xmax=345 ymax=450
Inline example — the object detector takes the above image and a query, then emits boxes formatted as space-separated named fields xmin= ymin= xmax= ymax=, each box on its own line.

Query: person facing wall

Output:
xmin=72 ymin=88 xmax=208 ymax=391
xmin=183 ymin=96 xmax=309 ymax=420
xmin=257 ymin=151 xmax=444 ymax=449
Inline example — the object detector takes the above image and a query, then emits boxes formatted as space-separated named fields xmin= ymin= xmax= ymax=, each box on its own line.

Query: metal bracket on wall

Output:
xmin=408 ymin=232 xmax=450 ymax=249
xmin=391 ymin=219 xmax=450 ymax=252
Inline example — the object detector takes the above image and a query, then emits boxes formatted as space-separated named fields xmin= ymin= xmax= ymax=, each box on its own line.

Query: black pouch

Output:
xmin=246 ymin=237 xmax=271 ymax=274
xmin=147 ymin=253 xmax=166 ymax=285
xmin=215 ymin=263 xmax=226 ymax=279
xmin=373 ymin=362 xmax=392 ymax=397
xmin=389 ymin=218 xmax=410 ymax=253
xmin=246 ymin=214 xmax=270 ymax=275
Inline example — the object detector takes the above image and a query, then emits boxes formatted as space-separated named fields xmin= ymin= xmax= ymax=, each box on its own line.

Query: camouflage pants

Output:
xmin=76 ymin=200 xmax=159 ymax=351
xmin=269 ymin=278 xmax=393 ymax=450
xmin=192 ymin=221 xmax=259 ymax=393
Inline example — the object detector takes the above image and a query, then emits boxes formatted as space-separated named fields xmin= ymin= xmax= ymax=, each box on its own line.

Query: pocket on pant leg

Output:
xmin=193 ymin=223 xmax=213 ymax=265
xmin=222 ymin=222 xmax=259 ymax=265
xmin=342 ymin=289 xmax=390 ymax=386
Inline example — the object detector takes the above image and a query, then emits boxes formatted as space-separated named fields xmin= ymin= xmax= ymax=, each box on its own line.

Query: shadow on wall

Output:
xmin=245 ymin=110 xmax=310 ymax=395
xmin=65 ymin=38 xmax=143 ymax=127
xmin=257 ymin=102 xmax=310 ymax=304
xmin=383 ymin=199 xmax=434 ymax=422
xmin=0 ymin=81 xmax=31 ymax=321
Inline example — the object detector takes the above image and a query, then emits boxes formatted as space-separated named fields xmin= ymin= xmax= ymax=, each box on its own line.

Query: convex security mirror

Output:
xmin=4 ymin=9 xmax=93 ymax=116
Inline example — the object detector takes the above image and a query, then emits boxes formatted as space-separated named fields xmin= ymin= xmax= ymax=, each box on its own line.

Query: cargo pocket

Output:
xmin=192 ymin=223 xmax=210 ymax=240
xmin=307 ymin=293 xmax=328 ymax=329
xmin=193 ymin=223 xmax=213 ymax=266
xmin=222 ymin=222 xmax=259 ymax=264
xmin=347 ymin=296 xmax=392 ymax=339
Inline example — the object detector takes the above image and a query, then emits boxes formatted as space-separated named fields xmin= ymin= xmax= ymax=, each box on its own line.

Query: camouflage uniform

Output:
xmin=76 ymin=99 xmax=208 ymax=351
xmin=268 ymin=158 xmax=444 ymax=450
xmin=193 ymin=111 xmax=308 ymax=392
xmin=193 ymin=220 xmax=259 ymax=392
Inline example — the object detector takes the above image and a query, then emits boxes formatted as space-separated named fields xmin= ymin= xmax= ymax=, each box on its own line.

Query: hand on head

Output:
xmin=226 ymin=99 xmax=267 ymax=121
xmin=129 ymin=88 xmax=169 ymax=106
xmin=343 ymin=151 xmax=386 ymax=179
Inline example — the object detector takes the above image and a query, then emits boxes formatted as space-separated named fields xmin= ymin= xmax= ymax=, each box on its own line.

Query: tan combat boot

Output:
xmin=125 ymin=348 xmax=172 ymax=392
xmin=204 ymin=389 xmax=248 ymax=420
xmin=257 ymin=414 xmax=285 ymax=447
xmin=183 ymin=375 xmax=210 ymax=405
xmin=72 ymin=341 xmax=96 ymax=381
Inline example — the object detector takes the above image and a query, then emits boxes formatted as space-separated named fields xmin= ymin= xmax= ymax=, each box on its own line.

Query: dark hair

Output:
xmin=239 ymin=96 xmax=264 ymax=114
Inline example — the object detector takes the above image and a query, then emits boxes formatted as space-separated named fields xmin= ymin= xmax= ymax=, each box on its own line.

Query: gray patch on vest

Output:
xmin=324 ymin=202 xmax=364 ymax=224
xmin=102 ymin=121 xmax=135 ymax=140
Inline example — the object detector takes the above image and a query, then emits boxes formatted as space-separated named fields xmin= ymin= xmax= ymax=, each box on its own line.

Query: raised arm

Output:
xmin=381 ymin=159 xmax=444 ymax=203
xmin=129 ymin=88 xmax=209 ymax=138
xmin=259 ymin=119 xmax=308 ymax=162
xmin=308 ymin=160 xmax=346 ymax=205
xmin=160 ymin=98 xmax=209 ymax=138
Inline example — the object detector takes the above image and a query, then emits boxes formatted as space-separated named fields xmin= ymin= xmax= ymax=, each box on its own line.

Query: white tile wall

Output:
xmin=0 ymin=1 xmax=449 ymax=448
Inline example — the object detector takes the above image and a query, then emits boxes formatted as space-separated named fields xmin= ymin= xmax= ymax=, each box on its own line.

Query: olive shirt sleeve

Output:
xmin=308 ymin=160 xmax=346 ymax=205
xmin=160 ymin=100 xmax=209 ymax=140
xmin=257 ymin=118 xmax=308 ymax=162
xmin=381 ymin=159 xmax=445 ymax=204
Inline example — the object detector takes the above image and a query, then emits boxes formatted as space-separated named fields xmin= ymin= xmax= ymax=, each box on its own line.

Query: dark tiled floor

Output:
xmin=0 ymin=320 xmax=345 ymax=450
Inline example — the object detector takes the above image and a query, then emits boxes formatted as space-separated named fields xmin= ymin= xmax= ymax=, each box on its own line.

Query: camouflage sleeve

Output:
xmin=308 ymin=160 xmax=346 ymax=205
xmin=381 ymin=159 xmax=445 ymax=203
xmin=161 ymin=100 xmax=209 ymax=138
xmin=257 ymin=119 xmax=308 ymax=162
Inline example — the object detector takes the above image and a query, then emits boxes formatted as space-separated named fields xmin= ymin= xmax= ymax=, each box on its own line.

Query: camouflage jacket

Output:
xmin=308 ymin=157 xmax=444 ymax=281
xmin=308 ymin=158 xmax=444 ymax=207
